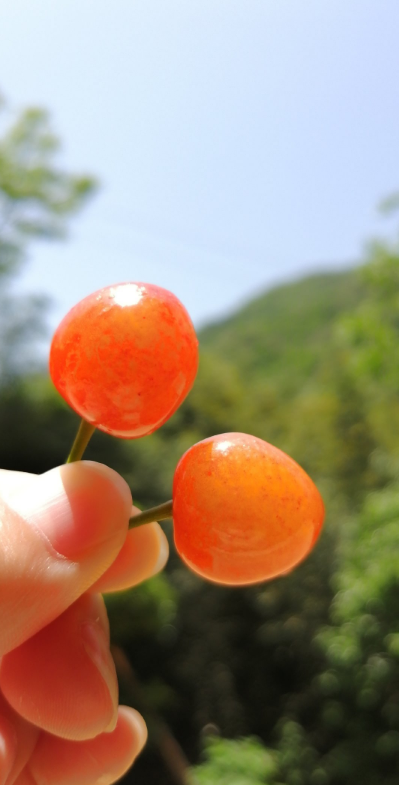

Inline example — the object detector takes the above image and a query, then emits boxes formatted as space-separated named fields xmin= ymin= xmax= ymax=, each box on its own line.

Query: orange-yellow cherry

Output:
xmin=49 ymin=282 xmax=199 ymax=438
xmin=172 ymin=432 xmax=324 ymax=585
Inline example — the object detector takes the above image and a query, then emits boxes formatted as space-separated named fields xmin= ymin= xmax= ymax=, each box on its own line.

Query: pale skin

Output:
xmin=0 ymin=461 xmax=169 ymax=785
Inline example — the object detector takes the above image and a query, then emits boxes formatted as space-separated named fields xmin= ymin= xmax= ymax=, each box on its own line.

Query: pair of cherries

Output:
xmin=50 ymin=282 xmax=324 ymax=586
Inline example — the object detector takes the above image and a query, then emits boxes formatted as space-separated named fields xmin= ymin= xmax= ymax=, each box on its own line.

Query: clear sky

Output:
xmin=1 ymin=0 xmax=399 ymax=339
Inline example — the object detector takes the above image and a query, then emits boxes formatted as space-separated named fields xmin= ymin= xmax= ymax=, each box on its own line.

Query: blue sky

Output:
xmin=1 ymin=0 xmax=399 ymax=339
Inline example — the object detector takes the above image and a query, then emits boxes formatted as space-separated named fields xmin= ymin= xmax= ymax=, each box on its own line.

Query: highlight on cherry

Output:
xmin=49 ymin=281 xmax=325 ymax=586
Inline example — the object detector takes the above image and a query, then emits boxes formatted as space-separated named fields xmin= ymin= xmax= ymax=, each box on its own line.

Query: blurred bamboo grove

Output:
xmin=2 ymin=96 xmax=399 ymax=785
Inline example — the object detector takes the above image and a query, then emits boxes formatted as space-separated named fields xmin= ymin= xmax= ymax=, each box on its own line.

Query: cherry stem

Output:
xmin=129 ymin=500 xmax=173 ymax=529
xmin=66 ymin=419 xmax=96 ymax=463
xmin=66 ymin=419 xmax=173 ymax=528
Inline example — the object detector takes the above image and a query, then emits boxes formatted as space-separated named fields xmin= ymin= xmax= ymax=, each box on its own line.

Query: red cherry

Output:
xmin=172 ymin=432 xmax=324 ymax=586
xmin=49 ymin=282 xmax=199 ymax=438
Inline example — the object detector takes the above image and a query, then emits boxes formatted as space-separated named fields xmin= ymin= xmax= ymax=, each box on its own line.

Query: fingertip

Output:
xmin=29 ymin=706 xmax=148 ymax=785
xmin=118 ymin=706 xmax=148 ymax=756
xmin=5 ymin=461 xmax=132 ymax=563
xmin=0 ymin=594 xmax=118 ymax=741
xmin=93 ymin=521 xmax=169 ymax=593
xmin=41 ymin=461 xmax=132 ymax=560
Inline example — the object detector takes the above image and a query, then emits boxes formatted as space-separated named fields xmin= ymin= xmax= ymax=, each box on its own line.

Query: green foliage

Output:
xmin=192 ymin=736 xmax=279 ymax=785
xmin=314 ymin=483 xmax=399 ymax=783
xmin=336 ymin=244 xmax=399 ymax=458
xmin=0 ymin=99 xmax=96 ymax=272
xmin=0 ymin=94 xmax=96 ymax=380
xmin=265 ymin=479 xmax=399 ymax=785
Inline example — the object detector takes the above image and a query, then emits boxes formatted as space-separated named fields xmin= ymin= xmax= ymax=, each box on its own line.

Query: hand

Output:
xmin=0 ymin=461 xmax=168 ymax=785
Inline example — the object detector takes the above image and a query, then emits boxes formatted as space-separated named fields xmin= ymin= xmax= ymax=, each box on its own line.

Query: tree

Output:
xmin=0 ymin=92 xmax=96 ymax=379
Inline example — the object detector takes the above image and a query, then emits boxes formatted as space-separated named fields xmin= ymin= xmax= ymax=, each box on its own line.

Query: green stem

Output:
xmin=129 ymin=500 xmax=173 ymax=529
xmin=66 ymin=419 xmax=96 ymax=463
xmin=66 ymin=419 xmax=173 ymax=529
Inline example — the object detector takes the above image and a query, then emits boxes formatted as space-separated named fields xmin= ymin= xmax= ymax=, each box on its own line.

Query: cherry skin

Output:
xmin=49 ymin=282 xmax=198 ymax=438
xmin=172 ymin=432 xmax=324 ymax=586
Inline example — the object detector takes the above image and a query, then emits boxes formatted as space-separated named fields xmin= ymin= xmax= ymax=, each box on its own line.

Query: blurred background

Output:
xmin=1 ymin=1 xmax=399 ymax=783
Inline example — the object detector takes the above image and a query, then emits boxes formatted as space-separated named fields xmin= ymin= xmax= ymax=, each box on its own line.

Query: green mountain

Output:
xmin=200 ymin=268 xmax=365 ymax=389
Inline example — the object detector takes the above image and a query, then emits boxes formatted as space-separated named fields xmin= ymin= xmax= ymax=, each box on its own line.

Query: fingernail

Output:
xmin=81 ymin=620 xmax=118 ymax=732
xmin=8 ymin=461 xmax=132 ymax=560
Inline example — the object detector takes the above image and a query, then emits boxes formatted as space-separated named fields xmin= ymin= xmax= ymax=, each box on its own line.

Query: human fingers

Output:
xmin=18 ymin=707 xmax=146 ymax=785
xmin=0 ymin=700 xmax=146 ymax=785
xmin=0 ymin=470 xmax=35 ymax=497
xmin=92 ymin=508 xmax=169 ymax=593
xmin=0 ymin=593 xmax=121 ymax=741
xmin=0 ymin=462 xmax=131 ymax=656
xmin=0 ymin=691 xmax=39 ymax=785
xmin=0 ymin=472 xmax=169 ymax=595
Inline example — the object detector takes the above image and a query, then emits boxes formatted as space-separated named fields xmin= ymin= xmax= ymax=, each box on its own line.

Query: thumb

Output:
xmin=0 ymin=461 xmax=131 ymax=656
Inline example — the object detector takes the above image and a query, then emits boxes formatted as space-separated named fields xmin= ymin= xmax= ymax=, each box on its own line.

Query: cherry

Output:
xmin=50 ymin=282 xmax=198 ymax=439
xmin=172 ymin=432 xmax=324 ymax=585
xmin=50 ymin=284 xmax=324 ymax=587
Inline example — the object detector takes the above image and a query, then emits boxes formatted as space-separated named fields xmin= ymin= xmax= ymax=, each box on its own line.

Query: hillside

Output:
xmin=199 ymin=268 xmax=365 ymax=391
